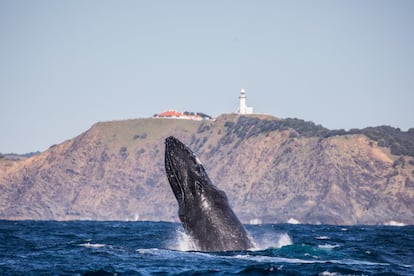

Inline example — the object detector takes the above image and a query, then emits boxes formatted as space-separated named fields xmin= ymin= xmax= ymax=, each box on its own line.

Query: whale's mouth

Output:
xmin=165 ymin=136 xmax=188 ymax=204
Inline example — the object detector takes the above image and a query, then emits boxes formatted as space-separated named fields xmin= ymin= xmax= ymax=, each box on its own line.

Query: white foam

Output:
xmin=134 ymin=213 xmax=140 ymax=221
xmin=338 ymin=259 xmax=390 ymax=266
xmin=168 ymin=228 xmax=197 ymax=251
xmin=136 ymin=248 xmax=178 ymax=257
xmin=233 ymin=254 xmax=318 ymax=264
xmin=249 ymin=218 xmax=262 ymax=225
xmin=318 ymin=244 xmax=340 ymax=249
xmin=136 ymin=248 xmax=159 ymax=254
xmin=276 ymin=233 xmax=293 ymax=248
xmin=253 ymin=232 xmax=293 ymax=250
xmin=79 ymin=242 xmax=106 ymax=248
xmin=232 ymin=254 xmax=389 ymax=266
xmin=168 ymin=228 xmax=293 ymax=252
xmin=385 ymin=220 xmax=406 ymax=226
xmin=315 ymin=236 xmax=330 ymax=240
xmin=320 ymin=271 xmax=341 ymax=276
xmin=287 ymin=218 xmax=300 ymax=224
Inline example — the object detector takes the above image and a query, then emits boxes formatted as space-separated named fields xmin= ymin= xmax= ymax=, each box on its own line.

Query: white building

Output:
xmin=237 ymin=88 xmax=253 ymax=114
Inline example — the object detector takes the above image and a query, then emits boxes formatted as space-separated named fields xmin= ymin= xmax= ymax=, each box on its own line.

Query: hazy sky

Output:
xmin=1 ymin=1 xmax=413 ymax=153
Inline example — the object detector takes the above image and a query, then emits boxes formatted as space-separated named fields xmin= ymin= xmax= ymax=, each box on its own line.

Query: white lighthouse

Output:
xmin=237 ymin=88 xmax=253 ymax=114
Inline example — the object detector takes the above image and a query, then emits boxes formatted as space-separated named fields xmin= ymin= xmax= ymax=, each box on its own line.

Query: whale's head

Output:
xmin=164 ymin=136 xmax=228 ymax=222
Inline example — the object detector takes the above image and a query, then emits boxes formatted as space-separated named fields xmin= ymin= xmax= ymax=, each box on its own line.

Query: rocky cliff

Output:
xmin=1 ymin=114 xmax=413 ymax=225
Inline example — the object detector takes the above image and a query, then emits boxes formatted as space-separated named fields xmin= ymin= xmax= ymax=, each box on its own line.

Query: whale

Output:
xmin=164 ymin=136 xmax=253 ymax=252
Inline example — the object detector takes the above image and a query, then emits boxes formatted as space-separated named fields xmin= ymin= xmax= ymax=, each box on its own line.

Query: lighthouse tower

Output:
xmin=237 ymin=88 xmax=253 ymax=114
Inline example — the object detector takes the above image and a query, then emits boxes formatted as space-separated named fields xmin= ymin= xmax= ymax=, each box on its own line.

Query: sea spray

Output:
xmin=169 ymin=228 xmax=197 ymax=251
xmin=169 ymin=227 xmax=292 ymax=251
xmin=253 ymin=232 xmax=293 ymax=250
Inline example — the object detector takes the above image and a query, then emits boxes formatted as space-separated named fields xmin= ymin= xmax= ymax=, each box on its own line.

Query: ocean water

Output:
xmin=1 ymin=221 xmax=413 ymax=275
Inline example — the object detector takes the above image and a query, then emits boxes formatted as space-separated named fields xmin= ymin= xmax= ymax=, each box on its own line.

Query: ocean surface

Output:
xmin=1 ymin=221 xmax=413 ymax=275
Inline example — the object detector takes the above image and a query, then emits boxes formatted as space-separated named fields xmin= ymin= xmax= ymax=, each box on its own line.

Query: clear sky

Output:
xmin=1 ymin=1 xmax=413 ymax=153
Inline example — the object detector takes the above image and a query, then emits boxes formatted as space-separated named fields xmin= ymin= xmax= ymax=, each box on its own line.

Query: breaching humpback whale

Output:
xmin=164 ymin=136 xmax=253 ymax=252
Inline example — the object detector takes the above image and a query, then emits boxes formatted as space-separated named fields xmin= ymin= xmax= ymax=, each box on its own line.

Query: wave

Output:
xmin=79 ymin=242 xmax=107 ymax=248
xmin=385 ymin=220 xmax=406 ymax=226
xmin=253 ymin=232 xmax=292 ymax=250
xmin=315 ymin=236 xmax=330 ymax=240
xmin=231 ymin=254 xmax=390 ymax=267
xmin=136 ymin=245 xmax=390 ymax=268
xmin=318 ymin=244 xmax=340 ymax=249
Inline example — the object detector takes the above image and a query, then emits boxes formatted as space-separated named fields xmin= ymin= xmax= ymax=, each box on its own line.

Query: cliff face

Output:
xmin=1 ymin=114 xmax=413 ymax=225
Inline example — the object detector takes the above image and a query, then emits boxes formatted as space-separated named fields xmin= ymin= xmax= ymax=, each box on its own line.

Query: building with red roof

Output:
xmin=153 ymin=110 xmax=213 ymax=121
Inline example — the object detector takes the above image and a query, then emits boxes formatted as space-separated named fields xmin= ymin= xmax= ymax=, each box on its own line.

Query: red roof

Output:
xmin=156 ymin=110 xmax=184 ymax=117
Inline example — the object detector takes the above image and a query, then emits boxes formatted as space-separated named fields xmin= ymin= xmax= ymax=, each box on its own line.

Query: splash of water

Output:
xmin=253 ymin=232 xmax=293 ymax=250
xmin=169 ymin=228 xmax=197 ymax=251
xmin=169 ymin=227 xmax=292 ymax=252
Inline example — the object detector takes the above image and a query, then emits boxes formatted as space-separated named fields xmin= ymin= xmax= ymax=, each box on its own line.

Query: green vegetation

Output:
xmin=223 ymin=116 xmax=328 ymax=141
xmin=133 ymin=133 xmax=147 ymax=140
xmin=322 ymin=125 xmax=414 ymax=158
xmin=323 ymin=126 xmax=414 ymax=158
xmin=119 ymin=147 xmax=128 ymax=158
xmin=393 ymin=157 xmax=405 ymax=168
xmin=221 ymin=116 xmax=414 ymax=158
xmin=0 ymin=151 xmax=40 ymax=160
xmin=357 ymin=127 xmax=414 ymax=157
xmin=136 ymin=148 xmax=146 ymax=159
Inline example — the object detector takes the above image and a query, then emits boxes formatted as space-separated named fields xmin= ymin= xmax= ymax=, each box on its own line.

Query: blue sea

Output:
xmin=1 ymin=221 xmax=413 ymax=275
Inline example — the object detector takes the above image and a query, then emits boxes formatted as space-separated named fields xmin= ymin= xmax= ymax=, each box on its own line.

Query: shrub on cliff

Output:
xmin=360 ymin=126 xmax=414 ymax=157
